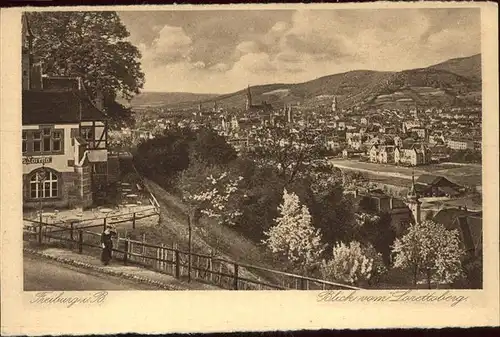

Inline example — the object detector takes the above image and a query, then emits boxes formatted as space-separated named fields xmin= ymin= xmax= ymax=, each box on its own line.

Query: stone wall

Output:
xmin=75 ymin=164 xmax=93 ymax=209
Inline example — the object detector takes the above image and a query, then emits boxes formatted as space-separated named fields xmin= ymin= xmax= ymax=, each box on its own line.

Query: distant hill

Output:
xmin=427 ymin=54 xmax=481 ymax=81
xmin=136 ymin=54 xmax=481 ymax=111
xmin=119 ymin=92 xmax=219 ymax=108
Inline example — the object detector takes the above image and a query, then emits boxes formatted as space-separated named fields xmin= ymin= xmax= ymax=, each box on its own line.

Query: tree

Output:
xmin=247 ymin=126 xmax=323 ymax=185
xmin=343 ymin=171 xmax=368 ymax=189
xmin=321 ymin=241 xmax=386 ymax=287
xmin=308 ymin=163 xmax=343 ymax=195
xmin=134 ymin=127 xmax=195 ymax=186
xmin=357 ymin=211 xmax=395 ymax=266
xmin=263 ymin=189 xmax=325 ymax=273
xmin=392 ymin=220 xmax=464 ymax=288
xmin=190 ymin=127 xmax=237 ymax=166
xmin=178 ymin=160 xmax=244 ymax=227
xmin=28 ymin=12 xmax=145 ymax=126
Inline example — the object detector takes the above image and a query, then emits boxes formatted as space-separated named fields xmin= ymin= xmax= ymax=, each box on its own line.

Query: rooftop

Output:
xmin=22 ymin=90 xmax=106 ymax=125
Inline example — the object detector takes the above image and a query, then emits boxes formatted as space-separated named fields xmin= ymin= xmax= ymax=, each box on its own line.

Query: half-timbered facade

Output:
xmin=22 ymin=14 xmax=109 ymax=209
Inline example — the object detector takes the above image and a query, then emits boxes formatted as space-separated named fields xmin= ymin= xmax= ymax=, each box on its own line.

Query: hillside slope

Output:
xmin=149 ymin=54 xmax=482 ymax=111
xmin=427 ymin=54 xmax=481 ymax=81
xmin=120 ymin=92 xmax=219 ymax=108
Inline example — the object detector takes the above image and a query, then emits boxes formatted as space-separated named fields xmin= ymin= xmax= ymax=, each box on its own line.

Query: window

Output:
xmin=29 ymin=170 xmax=58 ymax=199
xmin=33 ymin=131 xmax=41 ymax=152
xmin=22 ymin=131 xmax=27 ymax=153
xmin=81 ymin=127 xmax=94 ymax=147
xmin=23 ymin=128 xmax=64 ymax=154
xmin=81 ymin=127 xmax=93 ymax=140
xmin=52 ymin=131 xmax=61 ymax=151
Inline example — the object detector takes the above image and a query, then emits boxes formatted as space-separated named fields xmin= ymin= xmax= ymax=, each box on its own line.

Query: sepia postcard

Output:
xmin=1 ymin=2 xmax=499 ymax=335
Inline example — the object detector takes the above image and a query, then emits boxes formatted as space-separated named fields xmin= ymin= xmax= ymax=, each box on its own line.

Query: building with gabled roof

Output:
xmin=414 ymin=174 xmax=462 ymax=197
xmin=22 ymin=13 xmax=110 ymax=209
xmin=432 ymin=208 xmax=482 ymax=257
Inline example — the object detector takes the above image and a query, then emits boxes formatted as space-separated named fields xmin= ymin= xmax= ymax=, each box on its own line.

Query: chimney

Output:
xmin=30 ymin=62 xmax=43 ymax=90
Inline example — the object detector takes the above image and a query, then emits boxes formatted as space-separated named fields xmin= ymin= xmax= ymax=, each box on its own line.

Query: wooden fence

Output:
xmin=24 ymin=219 xmax=361 ymax=291
xmin=131 ymin=163 xmax=160 ymax=211
xmin=23 ymin=206 xmax=159 ymax=240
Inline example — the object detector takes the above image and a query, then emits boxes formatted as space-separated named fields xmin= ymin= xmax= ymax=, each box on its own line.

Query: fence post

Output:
xmin=78 ymin=230 xmax=83 ymax=254
xmin=38 ymin=223 xmax=43 ymax=244
xmin=132 ymin=212 xmax=136 ymax=229
xmin=123 ymin=239 xmax=129 ymax=266
xmin=233 ymin=263 xmax=239 ymax=290
xmin=70 ymin=222 xmax=74 ymax=241
xmin=141 ymin=233 xmax=146 ymax=264
xmin=103 ymin=217 xmax=107 ymax=230
xmin=175 ymin=250 xmax=180 ymax=279
xmin=209 ymin=250 xmax=214 ymax=282
xmin=300 ymin=278 xmax=306 ymax=290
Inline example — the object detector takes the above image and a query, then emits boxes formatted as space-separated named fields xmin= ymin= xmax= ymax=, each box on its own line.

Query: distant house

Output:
xmin=348 ymin=136 xmax=363 ymax=150
xmin=428 ymin=145 xmax=450 ymax=162
xmin=393 ymin=136 xmax=403 ymax=148
xmin=342 ymin=148 xmax=365 ymax=159
xmin=429 ymin=135 xmax=445 ymax=145
xmin=432 ymin=208 xmax=482 ymax=257
xmin=369 ymin=145 xmax=379 ymax=163
xmin=473 ymin=140 xmax=482 ymax=151
xmin=415 ymin=174 xmax=461 ymax=197
xmin=447 ymin=137 xmax=475 ymax=150
xmin=325 ymin=137 xmax=343 ymax=151
xmin=347 ymin=189 xmax=412 ymax=235
xmin=394 ymin=144 xmax=429 ymax=166
xmin=410 ymin=127 xmax=429 ymax=141
xmin=378 ymin=145 xmax=396 ymax=163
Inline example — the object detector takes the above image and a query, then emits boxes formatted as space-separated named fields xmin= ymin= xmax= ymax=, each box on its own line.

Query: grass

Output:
xmin=329 ymin=159 xmax=482 ymax=187
xmin=141 ymin=178 xmax=296 ymax=286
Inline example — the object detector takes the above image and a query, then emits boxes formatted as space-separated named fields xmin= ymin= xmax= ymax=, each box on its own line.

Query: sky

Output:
xmin=118 ymin=8 xmax=481 ymax=94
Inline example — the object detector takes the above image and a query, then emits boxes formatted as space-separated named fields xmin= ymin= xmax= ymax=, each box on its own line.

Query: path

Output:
xmin=24 ymin=253 xmax=160 ymax=291
xmin=24 ymin=246 xmax=220 ymax=290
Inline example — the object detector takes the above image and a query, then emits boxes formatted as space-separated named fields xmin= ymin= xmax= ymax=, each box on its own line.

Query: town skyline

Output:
xmin=118 ymin=8 xmax=481 ymax=93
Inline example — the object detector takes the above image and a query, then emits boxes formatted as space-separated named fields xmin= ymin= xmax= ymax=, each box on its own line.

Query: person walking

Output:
xmin=101 ymin=224 xmax=117 ymax=265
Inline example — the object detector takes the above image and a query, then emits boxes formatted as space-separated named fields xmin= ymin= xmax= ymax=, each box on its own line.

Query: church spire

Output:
xmin=407 ymin=170 xmax=421 ymax=224
xmin=246 ymin=85 xmax=252 ymax=110
xmin=408 ymin=170 xmax=418 ymax=199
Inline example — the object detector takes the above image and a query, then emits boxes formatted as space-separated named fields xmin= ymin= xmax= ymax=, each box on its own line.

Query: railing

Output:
xmin=129 ymin=162 xmax=161 ymax=212
xmin=23 ymin=206 xmax=159 ymax=239
xmin=24 ymin=219 xmax=361 ymax=291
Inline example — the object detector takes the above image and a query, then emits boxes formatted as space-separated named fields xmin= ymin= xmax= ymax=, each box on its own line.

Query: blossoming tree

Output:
xmin=263 ymin=189 xmax=324 ymax=273
xmin=320 ymin=241 xmax=386 ymax=286
xmin=391 ymin=220 xmax=464 ymax=288
xmin=179 ymin=162 xmax=244 ymax=227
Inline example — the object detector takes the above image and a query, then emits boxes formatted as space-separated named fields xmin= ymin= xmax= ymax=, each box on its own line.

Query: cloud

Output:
xmin=192 ymin=61 xmax=206 ymax=69
xmin=231 ymin=52 xmax=277 ymax=74
xmin=209 ymin=63 xmax=230 ymax=72
xmin=236 ymin=41 xmax=261 ymax=54
xmin=141 ymin=25 xmax=193 ymax=65
xmin=131 ymin=9 xmax=480 ymax=93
